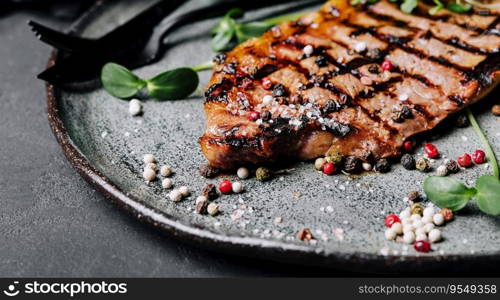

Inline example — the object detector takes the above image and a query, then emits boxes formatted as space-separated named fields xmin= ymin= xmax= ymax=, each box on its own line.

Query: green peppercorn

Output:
xmin=326 ymin=152 xmax=344 ymax=165
xmin=411 ymin=203 xmax=424 ymax=215
xmin=256 ymin=167 xmax=272 ymax=181
xmin=416 ymin=157 xmax=431 ymax=172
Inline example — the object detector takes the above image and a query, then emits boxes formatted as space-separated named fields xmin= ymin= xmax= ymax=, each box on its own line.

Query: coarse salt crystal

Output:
xmin=354 ymin=41 xmax=367 ymax=52
xmin=303 ymin=45 xmax=314 ymax=56
xmin=399 ymin=94 xmax=409 ymax=101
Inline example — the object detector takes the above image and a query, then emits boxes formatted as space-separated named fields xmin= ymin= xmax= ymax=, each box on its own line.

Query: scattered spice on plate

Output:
xmin=255 ymin=167 xmax=272 ymax=181
xmin=199 ymin=164 xmax=219 ymax=178
xmin=492 ymin=105 xmax=500 ymax=116
xmin=202 ymin=183 xmax=219 ymax=200
xmin=207 ymin=203 xmax=219 ymax=216
xmin=416 ymin=157 xmax=432 ymax=172
xmin=296 ymin=228 xmax=314 ymax=242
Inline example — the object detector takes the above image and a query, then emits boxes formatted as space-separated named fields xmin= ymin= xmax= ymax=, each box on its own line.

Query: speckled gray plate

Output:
xmin=47 ymin=0 xmax=500 ymax=272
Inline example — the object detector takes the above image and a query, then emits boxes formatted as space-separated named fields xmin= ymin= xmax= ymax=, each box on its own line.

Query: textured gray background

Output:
xmin=0 ymin=9 xmax=347 ymax=277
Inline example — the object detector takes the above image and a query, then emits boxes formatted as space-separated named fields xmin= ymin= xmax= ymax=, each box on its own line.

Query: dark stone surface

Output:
xmin=0 ymin=10 xmax=342 ymax=277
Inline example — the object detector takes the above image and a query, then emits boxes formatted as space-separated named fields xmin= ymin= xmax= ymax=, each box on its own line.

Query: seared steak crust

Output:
xmin=200 ymin=0 xmax=500 ymax=170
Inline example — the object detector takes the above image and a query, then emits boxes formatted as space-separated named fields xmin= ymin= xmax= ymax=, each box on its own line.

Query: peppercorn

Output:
xmin=296 ymin=228 xmax=314 ymax=242
xmin=202 ymin=183 xmax=219 ymax=200
xmin=315 ymin=55 xmax=328 ymax=67
xmin=322 ymin=162 xmax=336 ymax=175
xmin=424 ymin=143 xmax=439 ymax=159
xmin=400 ymin=106 xmax=413 ymax=119
xmin=492 ymin=105 xmax=500 ymax=116
xmin=414 ymin=240 xmax=431 ymax=253
xmin=261 ymin=110 xmax=272 ymax=121
xmin=368 ymin=64 xmax=380 ymax=74
xmin=326 ymin=152 xmax=344 ymax=165
xmin=408 ymin=190 xmax=421 ymax=203
xmin=256 ymin=167 xmax=272 ymax=181
xmin=199 ymin=164 xmax=219 ymax=178
xmin=343 ymin=156 xmax=361 ymax=173
xmin=454 ymin=113 xmax=469 ymax=127
xmin=457 ymin=153 xmax=472 ymax=168
xmin=272 ymin=84 xmax=287 ymax=97
xmin=472 ymin=149 xmax=486 ymax=164
xmin=374 ymin=159 xmax=391 ymax=173
xmin=411 ymin=203 xmax=424 ymax=215
xmin=195 ymin=199 xmax=208 ymax=214
xmin=391 ymin=110 xmax=405 ymax=123
xmin=416 ymin=157 xmax=432 ymax=172
xmin=439 ymin=208 xmax=454 ymax=221
xmin=403 ymin=140 xmax=414 ymax=152
xmin=314 ymin=157 xmax=326 ymax=170
xmin=401 ymin=154 xmax=416 ymax=170
xmin=444 ymin=159 xmax=460 ymax=174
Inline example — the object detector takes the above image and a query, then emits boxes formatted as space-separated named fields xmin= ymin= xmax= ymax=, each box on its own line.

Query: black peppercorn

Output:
xmin=202 ymin=183 xmax=219 ymax=200
xmin=315 ymin=55 xmax=328 ymax=67
xmin=445 ymin=159 xmax=460 ymax=174
xmin=407 ymin=190 xmax=421 ymax=202
xmin=195 ymin=200 xmax=208 ymax=214
xmin=343 ymin=156 xmax=361 ymax=173
xmin=392 ymin=110 xmax=405 ymax=123
xmin=368 ymin=64 xmax=380 ymax=74
xmin=199 ymin=164 xmax=219 ymax=178
xmin=261 ymin=111 xmax=272 ymax=121
xmin=272 ymin=84 xmax=287 ymax=97
xmin=400 ymin=106 xmax=413 ymax=119
xmin=374 ymin=159 xmax=391 ymax=173
xmin=401 ymin=154 xmax=416 ymax=170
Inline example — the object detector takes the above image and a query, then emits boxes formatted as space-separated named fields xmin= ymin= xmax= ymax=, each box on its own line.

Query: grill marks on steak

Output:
xmin=200 ymin=0 xmax=500 ymax=169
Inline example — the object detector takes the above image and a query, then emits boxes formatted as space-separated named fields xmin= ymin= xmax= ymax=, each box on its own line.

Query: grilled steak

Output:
xmin=200 ymin=0 xmax=500 ymax=170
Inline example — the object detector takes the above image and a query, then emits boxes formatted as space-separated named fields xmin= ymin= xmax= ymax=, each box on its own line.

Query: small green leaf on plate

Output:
xmin=475 ymin=175 xmax=500 ymax=215
xmin=101 ymin=63 xmax=146 ymax=99
xmin=424 ymin=176 xmax=476 ymax=211
xmin=447 ymin=2 xmax=471 ymax=13
xmin=401 ymin=0 xmax=418 ymax=13
xmin=235 ymin=22 xmax=271 ymax=44
xmin=146 ymin=67 xmax=199 ymax=100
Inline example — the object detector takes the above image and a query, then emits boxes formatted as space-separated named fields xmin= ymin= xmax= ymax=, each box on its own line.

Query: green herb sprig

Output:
xmin=424 ymin=109 xmax=500 ymax=215
xmin=101 ymin=62 xmax=213 ymax=100
xmin=351 ymin=0 xmax=471 ymax=15
xmin=211 ymin=8 xmax=306 ymax=52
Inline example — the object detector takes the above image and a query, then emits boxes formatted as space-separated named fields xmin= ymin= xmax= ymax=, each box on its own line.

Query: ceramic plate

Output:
xmin=47 ymin=0 xmax=500 ymax=272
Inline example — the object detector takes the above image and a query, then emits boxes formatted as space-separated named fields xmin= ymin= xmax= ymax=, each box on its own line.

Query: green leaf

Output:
xmin=428 ymin=0 xmax=444 ymax=15
xmin=212 ymin=26 xmax=236 ymax=52
xmin=475 ymin=175 xmax=500 ymax=215
xmin=424 ymin=176 xmax=476 ymax=211
xmin=235 ymin=22 xmax=271 ymax=44
xmin=101 ymin=63 xmax=146 ymax=99
xmin=401 ymin=0 xmax=418 ymax=13
xmin=146 ymin=68 xmax=199 ymax=100
xmin=211 ymin=8 xmax=243 ymax=34
xmin=447 ymin=2 xmax=471 ymax=13
xmin=350 ymin=0 xmax=363 ymax=5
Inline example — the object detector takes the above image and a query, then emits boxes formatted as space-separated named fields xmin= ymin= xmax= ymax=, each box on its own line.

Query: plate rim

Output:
xmin=45 ymin=1 xmax=500 ymax=272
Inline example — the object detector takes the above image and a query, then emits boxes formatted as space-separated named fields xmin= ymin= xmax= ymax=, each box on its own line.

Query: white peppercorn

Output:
xmin=143 ymin=168 xmax=156 ymax=181
xmin=207 ymin=203 xmax=219 ymax=216
xmin=143 ymin=154 xmax=156 ymax=164
xmin=162 ymin=178 xmax=173 ymax=189
xmin=160 ymin=165 xmax=172 ymax=177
